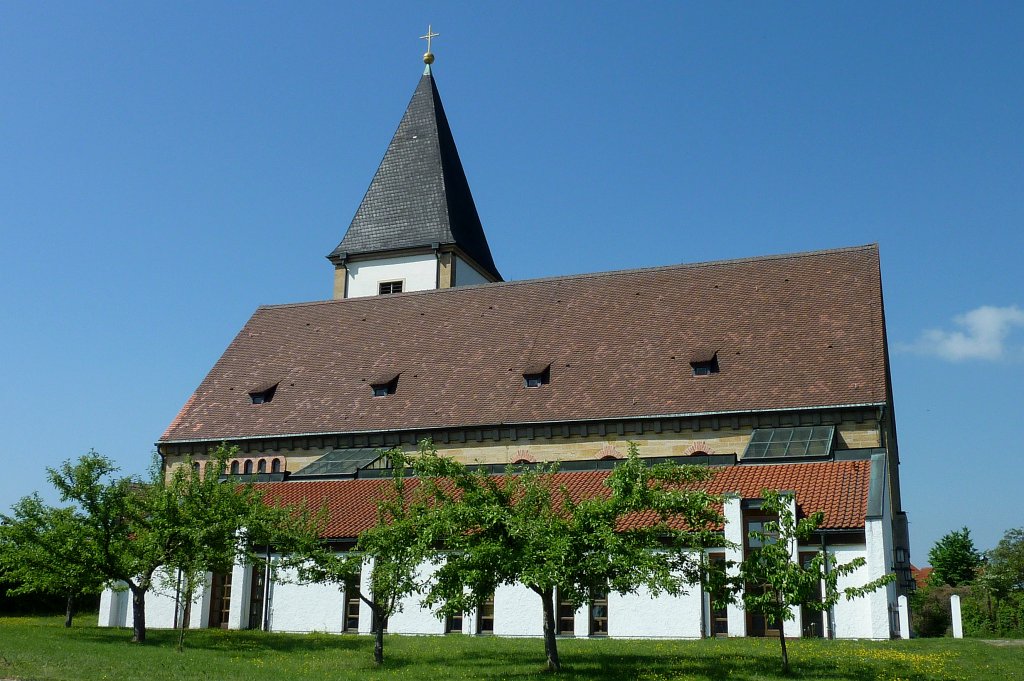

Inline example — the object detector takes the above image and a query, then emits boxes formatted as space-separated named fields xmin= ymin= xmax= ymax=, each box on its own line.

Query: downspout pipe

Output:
xmin=821 ymin=534 xmax=834 ymax=639
xmin=262 ymin=545 xmax=272 ymax=631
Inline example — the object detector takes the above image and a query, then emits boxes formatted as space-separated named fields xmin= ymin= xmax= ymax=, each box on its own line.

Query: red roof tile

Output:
xmin=257 ymin=459 xmax=871 ymax=538
xmin=161 ymin=246 xmax=887 ymax=442
xmin=910 ymin=565 xmax=933 ymax=588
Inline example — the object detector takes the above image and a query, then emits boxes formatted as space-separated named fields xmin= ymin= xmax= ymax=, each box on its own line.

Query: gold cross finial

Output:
xmin=420 ymin=24 xmax=439 ymax=65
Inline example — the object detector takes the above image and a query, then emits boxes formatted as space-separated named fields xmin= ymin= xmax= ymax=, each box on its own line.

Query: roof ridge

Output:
xmin=260 ymin=243 xmax=879 ymax=311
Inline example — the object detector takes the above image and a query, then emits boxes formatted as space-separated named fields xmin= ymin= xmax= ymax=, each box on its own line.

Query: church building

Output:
xmin=99 ymin=44 xmax=913 ymax=640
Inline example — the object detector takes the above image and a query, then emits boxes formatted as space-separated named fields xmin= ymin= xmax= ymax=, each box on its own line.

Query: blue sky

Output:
xmin=1 ymin=2 xmax=1021 ymax=560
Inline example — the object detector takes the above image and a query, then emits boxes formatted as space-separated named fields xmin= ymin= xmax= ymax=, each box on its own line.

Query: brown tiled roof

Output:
xmin=162 ymin=245 xmax=887 ymax=442
xmin=257 ymin=459 xmax=871 ymax=538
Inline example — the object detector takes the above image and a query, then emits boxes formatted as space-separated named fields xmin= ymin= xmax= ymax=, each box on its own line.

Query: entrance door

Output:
xmin=743 ymin=512 xmax=781 ymax=638
xmin=208 ymin=573 xmax=232 ymax=629
xmin=799 ymin=551 xmax=825 ymax=637
xmin=746 ymin=604 xmax=782 ymax=638
xmin=343 ymin=574 xmax=360 ymax=633
xmin=248 ymin=562 xmax=266 ymax=630
xmin=708 ymin=552 xmax=728 ymax=637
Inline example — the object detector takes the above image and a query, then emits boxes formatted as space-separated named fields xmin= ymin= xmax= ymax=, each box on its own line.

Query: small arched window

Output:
xmin=257 ymin=459 xmax=267 ymax=474
xmin=243 ymin=460 xmax=253 ymax=475
xmin=192 ymin=461 xmax=201 ymax=473
xmin=271 ymin=458 xmax=282 ymax=474
xmin=230 ymin=460 xmax=239 ymax=475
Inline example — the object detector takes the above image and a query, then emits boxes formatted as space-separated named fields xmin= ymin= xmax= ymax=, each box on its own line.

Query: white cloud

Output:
xmin=903 ymin=305 xmax=1024 ymax=361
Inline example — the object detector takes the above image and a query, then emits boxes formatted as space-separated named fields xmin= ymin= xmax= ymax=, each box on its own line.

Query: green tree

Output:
xmin=0 ymin=494 xmax=105 ymax=627
xmin=414 ymin=442 xmax=722 ymax=673
xmin=968 ymin=527 xmax=1024 ymax=636
xmin=157 ymin=451 xmax=312 ymax=650
xmin=47 ymin=447 xmax=278 ymax=644
xmin=734 ymin=489 xmax=895 ymax=674
xmin=296 ymin=446 xmax=436 ymax=665
xmin=984 ymin=528 xmax=1024 ymax=599
xmin=929 ymin=527 xmax=983 ymax=587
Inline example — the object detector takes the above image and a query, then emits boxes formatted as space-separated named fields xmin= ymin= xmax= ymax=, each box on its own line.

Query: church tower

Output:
xmin=327 ymin=42 xmax=502 ymax=299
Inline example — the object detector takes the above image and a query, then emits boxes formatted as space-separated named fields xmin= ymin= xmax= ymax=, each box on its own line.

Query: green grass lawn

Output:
xmin=0 ymin=616 xmax=1020 ymax=681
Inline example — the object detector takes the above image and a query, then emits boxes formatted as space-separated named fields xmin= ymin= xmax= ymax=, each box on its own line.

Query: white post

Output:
xmin=897 ymin=594 xmax=910 ymax=639
xmin=950 ymin=594 xmax=963 ymax=639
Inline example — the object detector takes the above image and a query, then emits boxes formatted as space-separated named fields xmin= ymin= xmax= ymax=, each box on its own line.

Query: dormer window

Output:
xmin=523 ymin=364 xmax=551 ymax=388
xmin=249 ymin=383 xmax=278 ymax=404
xmin=378 ymin=280 xmax=403 ymax=295
xmin=689 ymin=351 xmax=719 ymax=376
xmin=370 ymin=373 xmax=399 ymax=397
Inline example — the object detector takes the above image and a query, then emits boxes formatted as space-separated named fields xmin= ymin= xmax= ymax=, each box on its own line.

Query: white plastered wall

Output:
xmin=98 ymin=584 xmax=128 ymax=627
xmin=454 ymin=255 xmax=490 ymax=287
xmin=388 ymin=561 xmax=445 ymax=634
xmin=120 ymin=571 xmax=182 ymax=630
xmin=357 ymin=558 xmax=376 ymax=635
xmin=268 ymin=565 xmax=346 ymax=633
xmin=188 ymin=573 xmax=213 ymax=629
xmin=228 ymin=559 xmax=252 ymax=630
xmin=493 ymin=582 xmax=543 ymax=636
xmin=463 ymin=604 xmax=477 ymax=635
xmin=723 ymin=496 xmax=747 ymax=636
xmin=864 ymin=517 xmax=894 ymax=639
xmin=608 ymin=584 xmax=703 ymax=639
xmin=346 ymin=254 xmax=437 ymax=298
xmin=782 ymin=495 xmax=803 ymax=640
xmin=98 ymin=573 xmax=207 ymax=630
xmin=831 ymin=544 xmax=875 ymax=638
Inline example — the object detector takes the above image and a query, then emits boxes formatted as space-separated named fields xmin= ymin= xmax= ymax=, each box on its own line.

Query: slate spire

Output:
xmin=327 ymin=65 xmax=502 ymax=282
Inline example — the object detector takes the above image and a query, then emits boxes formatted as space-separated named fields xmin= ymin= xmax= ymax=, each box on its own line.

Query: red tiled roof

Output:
xmin=910 ymin=565 xmax=933 ymax=588
xmin=162 ymin=245 xmax=887 ymax=442
xmin=257 ymin=459 xmax=871 ymax=538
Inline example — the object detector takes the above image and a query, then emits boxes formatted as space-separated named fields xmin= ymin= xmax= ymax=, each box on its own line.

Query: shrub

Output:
xmin=912 ymin=584 xmax=959 ymax=637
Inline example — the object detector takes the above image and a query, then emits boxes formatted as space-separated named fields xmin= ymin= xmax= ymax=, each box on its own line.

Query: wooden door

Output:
xmin=208 ymin=573 xmax=232 ymax=629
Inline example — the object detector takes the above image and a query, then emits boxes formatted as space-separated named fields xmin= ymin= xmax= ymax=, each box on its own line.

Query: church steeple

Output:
xmin=328 ymin=46 xmax=502 ymax=299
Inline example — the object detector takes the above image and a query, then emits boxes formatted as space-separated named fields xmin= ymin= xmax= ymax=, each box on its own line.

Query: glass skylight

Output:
xmin=743 ymin=426 xmax=835 ymax=459
xmin=291 ymin=449 xmax=385 ymax=477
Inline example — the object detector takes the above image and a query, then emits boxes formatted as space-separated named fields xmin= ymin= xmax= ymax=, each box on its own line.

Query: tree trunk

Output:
xmin=64 ymin=593 xmax=74 ymax=628
xmin=372 ymin=606 xmax=385 ymax=665
xmin=177 ymin=586 xmax=191 ymax=652
xmin=130 ymin=584 xmax=147 ymax=644
xmin=777 ymin=611 xmax=789 ymax=675
xmin=540 ymin=587 xmax=561 ymax=672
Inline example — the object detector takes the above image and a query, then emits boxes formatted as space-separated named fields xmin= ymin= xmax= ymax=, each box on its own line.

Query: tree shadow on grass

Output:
xmin=62 ymin=629 xmax=963 ymax=681
xmin=73 ymin=626 xmax=370 ymax=655
xmin=392 ymin=639 xmax=959 ymax=681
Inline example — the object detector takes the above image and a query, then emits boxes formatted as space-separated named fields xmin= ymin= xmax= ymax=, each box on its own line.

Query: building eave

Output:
xmin=157 ymin=401 xmax=886 ymax=446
